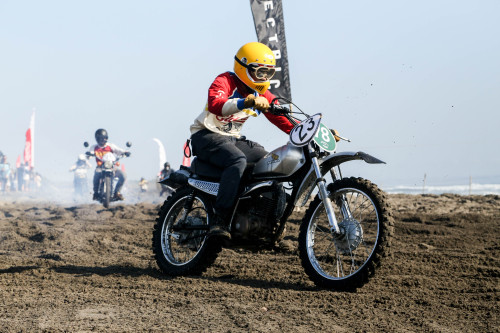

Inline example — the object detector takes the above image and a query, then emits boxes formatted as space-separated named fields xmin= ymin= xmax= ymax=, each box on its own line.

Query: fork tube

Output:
xmin=310 ymin=154 xmax=340 ymax=234
xmin=329 ymin=168 xmax=338 ymax=181
xmin=329 ymin=167 xmax=352 ymax=219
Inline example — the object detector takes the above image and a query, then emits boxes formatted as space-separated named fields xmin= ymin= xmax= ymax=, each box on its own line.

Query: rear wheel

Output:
xmin=298 ymin=177 xmax=394 ymax=290
xmin=152 ymin=187 xmax=222 ymax=276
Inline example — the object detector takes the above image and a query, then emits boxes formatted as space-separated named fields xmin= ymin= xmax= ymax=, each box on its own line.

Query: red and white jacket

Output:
xmin=190 ymin=72 xmax=294 ymax=137
xmin=89 ymin=143 xmax=126 ymax=167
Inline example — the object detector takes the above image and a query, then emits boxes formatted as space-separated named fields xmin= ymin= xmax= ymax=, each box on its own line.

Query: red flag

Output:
xmin=182 ymin=142 xmax=191 ymax=167
xmin=24 ymin=128 xmax=32 ymax=168
xmin=23 ymin=111 xmax=35 ymax=169
xmin=16 ymin=155 xmax=21 ymax=168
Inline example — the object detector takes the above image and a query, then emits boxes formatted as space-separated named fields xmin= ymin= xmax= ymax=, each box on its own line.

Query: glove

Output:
xmin=253 ymin=96 xmax=270 ymax=111
xmin=85 ymin=151 xmax=94 ymax=157
xmin=124 ymin=152 xmax=131 ymax=157
xmin=331 ymin=129 xmax=341 ymax=142
xmin=243 ymin=95 xmax=256 ymax=108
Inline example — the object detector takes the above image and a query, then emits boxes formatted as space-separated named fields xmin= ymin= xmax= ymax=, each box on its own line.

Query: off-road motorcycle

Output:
xmin=84 ymin=141 xmax=132 ymax=208
xmin=153 ymin=99 xmax=394 ymax=290
xmin=70 ymin=154 xmax=91 ymax=197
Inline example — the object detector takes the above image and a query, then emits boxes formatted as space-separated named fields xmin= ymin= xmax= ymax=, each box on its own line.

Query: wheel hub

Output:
xmin=176 ymin=216 xmax=204 ymax=250
xmin=334 ymin=217 xmax=363 ymax=254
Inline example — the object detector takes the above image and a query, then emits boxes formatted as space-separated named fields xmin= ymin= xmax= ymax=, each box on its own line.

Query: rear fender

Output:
xmin=294 ymin=151 xmax=385 ymax=207
xmin=159 ymin=168 xmax=190 ymax=188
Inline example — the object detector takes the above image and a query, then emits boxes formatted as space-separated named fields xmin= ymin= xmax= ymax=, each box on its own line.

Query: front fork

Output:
xmin=310 ymin=148 xmax=354 ymax=235
xmin=329 ymin=167 xmax=353 ymax=220
xmin=310 ymin=153 xmax=341 ymax=234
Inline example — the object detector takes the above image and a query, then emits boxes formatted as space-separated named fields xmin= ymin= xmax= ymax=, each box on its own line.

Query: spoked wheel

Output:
xmin=103 ymin=176 xmax=112 ymax=208
xmin=299 ymin=177 xmax=394 ymax=290
xmin=152 ymin=187 xmax=222 ymax=276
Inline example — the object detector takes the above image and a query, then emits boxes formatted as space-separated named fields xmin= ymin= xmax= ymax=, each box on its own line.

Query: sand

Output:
xmin=0 ymin=192 xmax=498 ymax=332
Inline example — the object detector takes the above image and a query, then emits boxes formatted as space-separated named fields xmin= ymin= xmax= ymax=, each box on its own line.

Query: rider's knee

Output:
xmin=229 ymin=153 xmax=246 ymax=167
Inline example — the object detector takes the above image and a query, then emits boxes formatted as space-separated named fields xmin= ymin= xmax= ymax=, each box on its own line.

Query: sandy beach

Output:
xmin=0 ymin=192 xmax=498 ymax=332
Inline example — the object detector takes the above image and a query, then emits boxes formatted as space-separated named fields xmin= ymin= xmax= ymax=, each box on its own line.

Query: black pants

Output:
xmin=190 ymin=129 xmax=268 ymax=214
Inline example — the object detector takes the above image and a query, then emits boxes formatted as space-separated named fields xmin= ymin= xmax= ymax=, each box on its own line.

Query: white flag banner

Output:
xmin=152 ymin=138 xmax=167 ymax=173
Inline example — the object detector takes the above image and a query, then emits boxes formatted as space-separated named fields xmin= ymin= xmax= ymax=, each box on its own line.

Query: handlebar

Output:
xmin=85 ymin=151 xmax=131 ymax=158
xmin=268 ymin=98 xmax=299 ymax=126
xmin=268 ymin=103 xmax=291 ymax=115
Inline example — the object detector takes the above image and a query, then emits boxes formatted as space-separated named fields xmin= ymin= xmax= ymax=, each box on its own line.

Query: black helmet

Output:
xmin=164 ymin=162 xmax=170 ymax=169
xmin=95 ymin=129 xmax=108 ymax=146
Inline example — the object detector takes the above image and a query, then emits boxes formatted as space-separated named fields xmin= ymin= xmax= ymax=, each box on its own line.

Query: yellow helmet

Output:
xmin=234 ymin=42 xmax=276 ymax=94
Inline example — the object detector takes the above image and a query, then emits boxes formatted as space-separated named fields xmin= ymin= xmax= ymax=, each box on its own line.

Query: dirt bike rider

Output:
xmin=159 ymin=162 xmax=173 ymax=196
xmin=189 ymin=42 xmax=294 ymax=240
xmin=69 ymin=154 xmax=92 ymax=191
xmin=88 ymin=129 xmax=130 ymax=201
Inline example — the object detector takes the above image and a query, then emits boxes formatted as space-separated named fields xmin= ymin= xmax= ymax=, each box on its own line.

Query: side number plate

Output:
xmin=313 ymin=123 xmax=336 ymax=152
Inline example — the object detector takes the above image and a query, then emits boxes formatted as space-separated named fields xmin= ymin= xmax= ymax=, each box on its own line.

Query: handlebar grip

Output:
xmin=269 ymin=104 xmax=290 ymax=115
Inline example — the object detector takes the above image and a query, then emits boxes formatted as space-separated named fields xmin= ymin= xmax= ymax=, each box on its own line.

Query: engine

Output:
xmin=232 ymin=182 xmax=287 ymax=239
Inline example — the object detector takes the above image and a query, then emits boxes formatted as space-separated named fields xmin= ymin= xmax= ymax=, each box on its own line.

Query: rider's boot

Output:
xmin=113 ymin=192 xmax=124 ymax=201
xmin=207 ymin=210 xmax=231 ymax=240
xmin=92 ymin=192 xmax=99 ymax=201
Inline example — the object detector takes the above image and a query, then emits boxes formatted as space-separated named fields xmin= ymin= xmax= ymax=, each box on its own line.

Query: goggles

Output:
xmin=235 ymin=56 xmax=276 ymax=81
xmin=248 ymin=64 xmax=276 ymax=81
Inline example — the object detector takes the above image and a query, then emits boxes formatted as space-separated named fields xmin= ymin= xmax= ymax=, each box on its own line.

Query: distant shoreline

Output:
xmin=384 ymin=183 xmax=500 ymax=195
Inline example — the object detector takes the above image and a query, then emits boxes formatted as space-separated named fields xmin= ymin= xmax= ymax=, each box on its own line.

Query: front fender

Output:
xmin=319 ymin=151 xmax=385 ymax=170
xmin=294 ymin=151 xmax=385 ymax=207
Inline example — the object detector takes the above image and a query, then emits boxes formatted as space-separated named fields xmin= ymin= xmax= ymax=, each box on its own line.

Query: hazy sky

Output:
xmin=1 ymin=0 xmax=499 ymax=189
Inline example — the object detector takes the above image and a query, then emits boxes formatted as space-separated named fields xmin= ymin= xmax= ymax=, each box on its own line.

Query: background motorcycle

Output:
xmin=153 ymin=100 xmax=394 ymax=290
xmin=70 ymin=154 xmax=91 ymax=197
xmin=84 ymin=141 xmax=132 ymax=208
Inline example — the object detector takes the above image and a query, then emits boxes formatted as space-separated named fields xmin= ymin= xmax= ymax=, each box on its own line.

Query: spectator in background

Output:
xmin=10 ymin=168 xmax=17 ymax=192
xmin=23 ymin=163 xmax=31 ymax=191
xmin=17 ymin=162 xmax=25 ymax=191
xmin=0 ymin=155 xmax=11 ymax=192
xmin=34 ymin=172 xmax=42 ymax=191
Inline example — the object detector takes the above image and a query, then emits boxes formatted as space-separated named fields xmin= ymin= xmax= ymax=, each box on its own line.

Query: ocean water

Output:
xmin=384 ymin=183 xmax=500 ymax=195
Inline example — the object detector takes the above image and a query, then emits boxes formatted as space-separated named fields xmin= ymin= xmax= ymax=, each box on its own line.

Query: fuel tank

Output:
xmin=253 ymin=142 xmax=305 ymax=178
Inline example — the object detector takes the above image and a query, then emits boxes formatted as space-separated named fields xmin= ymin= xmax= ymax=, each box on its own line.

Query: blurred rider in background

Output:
xmin=69 ymin=154 xmax=92 ymax=195
xmin=159 ymin=162 xmax=174 ymax=196
xmin=139 ymin=177 xmax=148 ymax=192
xmin=188 ymin=42 xmax=294 ymax=239
xmin=88 ymin=129 xmax=130 ymax=201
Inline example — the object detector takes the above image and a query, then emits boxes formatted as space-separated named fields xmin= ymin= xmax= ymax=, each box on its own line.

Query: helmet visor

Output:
xmin=248 ymin=64 xmax=276 ymax=81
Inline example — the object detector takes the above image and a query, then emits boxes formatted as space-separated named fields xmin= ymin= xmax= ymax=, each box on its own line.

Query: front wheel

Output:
xmin=298 ymin=177 xmax=394 ymax=290
xmin=152 ymin=187 xmax=222 ymax=276
xmin=103 ymin=175 xmax=112 ymax=208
